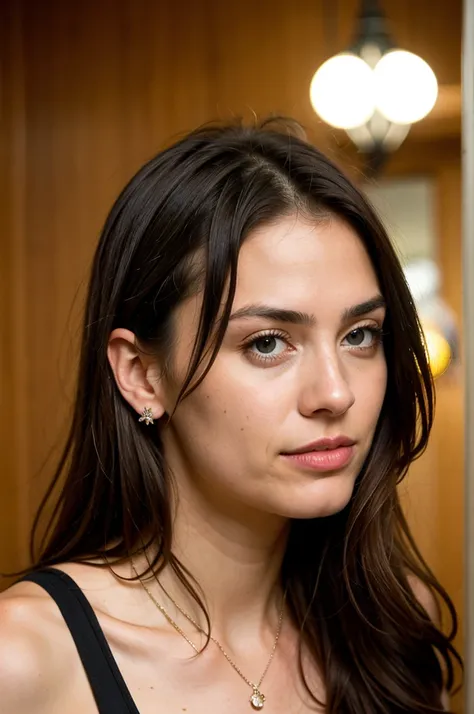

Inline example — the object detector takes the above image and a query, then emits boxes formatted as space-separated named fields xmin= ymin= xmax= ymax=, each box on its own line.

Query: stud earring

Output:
xmin=138 ymin=407 xmax=154 ymax=426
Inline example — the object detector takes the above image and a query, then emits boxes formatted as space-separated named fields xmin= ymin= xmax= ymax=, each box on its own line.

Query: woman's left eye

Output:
xmin=342 ymin=326 xmax=383 ymax=350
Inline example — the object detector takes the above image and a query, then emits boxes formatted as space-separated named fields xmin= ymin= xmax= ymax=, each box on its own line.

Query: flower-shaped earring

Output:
xmin=138 ymin=407 xmax=154 ymax=426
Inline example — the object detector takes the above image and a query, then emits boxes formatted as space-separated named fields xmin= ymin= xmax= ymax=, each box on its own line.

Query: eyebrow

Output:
xmin=228 ymin=295 xmax=386 ymax=326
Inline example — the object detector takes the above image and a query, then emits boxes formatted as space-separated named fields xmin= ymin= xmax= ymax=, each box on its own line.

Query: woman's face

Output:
xmin=156 ymin=214 xmax=387 ymax=520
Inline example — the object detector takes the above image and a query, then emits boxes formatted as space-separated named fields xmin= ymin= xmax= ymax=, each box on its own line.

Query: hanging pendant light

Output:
xmin=309 ymin=0 xmax=439 ymax=164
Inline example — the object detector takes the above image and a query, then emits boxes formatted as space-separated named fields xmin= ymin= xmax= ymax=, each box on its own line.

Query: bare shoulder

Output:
xmin=0 ymin=580 xmax=75 ymax=713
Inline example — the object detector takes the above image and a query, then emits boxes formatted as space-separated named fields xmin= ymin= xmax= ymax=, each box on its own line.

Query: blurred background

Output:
xmin=0 ymin=0 xmax=465 ymax=709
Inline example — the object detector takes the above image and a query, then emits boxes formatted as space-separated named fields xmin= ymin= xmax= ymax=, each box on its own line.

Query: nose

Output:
xmin=297 ymin=346 xmax=355 ymax=418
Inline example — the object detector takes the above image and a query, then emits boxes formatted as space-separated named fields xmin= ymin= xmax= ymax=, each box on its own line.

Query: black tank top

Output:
xmin=21 ymin=568 xmax=140 ymax=713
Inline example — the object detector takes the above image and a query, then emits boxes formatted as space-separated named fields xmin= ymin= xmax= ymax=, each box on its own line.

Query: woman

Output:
xmin=0 ymin=119 xmax=461 ymax=713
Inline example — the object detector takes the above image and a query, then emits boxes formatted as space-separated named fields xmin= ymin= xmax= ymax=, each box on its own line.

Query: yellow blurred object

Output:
xmin=423 ymin=325 xmax=452 ymax=379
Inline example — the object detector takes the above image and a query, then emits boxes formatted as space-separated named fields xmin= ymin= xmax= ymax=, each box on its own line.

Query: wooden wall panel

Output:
xmin=0 ymin=2 xmax=30 ymax=572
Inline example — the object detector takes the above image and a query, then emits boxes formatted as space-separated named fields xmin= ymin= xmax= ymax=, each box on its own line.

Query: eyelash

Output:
xmin=241 ymin=325 xmax=385 ymax=364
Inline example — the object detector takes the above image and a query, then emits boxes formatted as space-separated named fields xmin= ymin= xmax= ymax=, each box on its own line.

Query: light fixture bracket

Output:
xmin=349 ymin=0 xmax=395 ymax=59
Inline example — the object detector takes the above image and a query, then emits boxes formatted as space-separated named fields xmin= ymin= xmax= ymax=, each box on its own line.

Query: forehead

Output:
xmin=234 ymin=215 xmax=380 ymax=311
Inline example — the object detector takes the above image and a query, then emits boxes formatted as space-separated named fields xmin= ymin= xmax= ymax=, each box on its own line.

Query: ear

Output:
xmin=107 ymin=328 xmax=167 ymax=421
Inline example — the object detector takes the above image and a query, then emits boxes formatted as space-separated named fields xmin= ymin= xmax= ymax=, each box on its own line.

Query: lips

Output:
xmin=282 ymin=436 xmax=356 ymax=455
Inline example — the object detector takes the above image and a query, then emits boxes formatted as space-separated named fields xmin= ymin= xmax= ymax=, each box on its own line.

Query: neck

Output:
xmin=137 ymin=486 xmax=290 ymax=641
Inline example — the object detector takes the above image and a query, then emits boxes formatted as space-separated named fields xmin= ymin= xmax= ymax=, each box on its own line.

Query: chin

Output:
xmin=274 ymin=474 xmax=357 ymax=520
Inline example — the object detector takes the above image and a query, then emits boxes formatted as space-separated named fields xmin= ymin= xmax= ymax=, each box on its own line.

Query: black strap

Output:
xmin=21 ymin=568 xmax=139 ymax=714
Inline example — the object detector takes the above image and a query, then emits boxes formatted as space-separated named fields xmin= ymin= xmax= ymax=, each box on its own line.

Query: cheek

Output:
xmin=189 ymin=381 xmax=283 ymax=436
xmin=199 ymin=357 xmax=290 ymax=418
xmin=170 ymin=369 xmax=287 ymax=472
xmin=166 ymin=385 xmax=273 ymax=493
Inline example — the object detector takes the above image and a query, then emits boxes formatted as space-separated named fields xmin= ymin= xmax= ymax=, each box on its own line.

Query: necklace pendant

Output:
xmin=250 ymin=687 xmax=266 ymax=710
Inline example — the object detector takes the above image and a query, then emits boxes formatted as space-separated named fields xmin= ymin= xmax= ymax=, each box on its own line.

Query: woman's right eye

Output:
xmin=242 ymin=331 xmax=292 ymax=363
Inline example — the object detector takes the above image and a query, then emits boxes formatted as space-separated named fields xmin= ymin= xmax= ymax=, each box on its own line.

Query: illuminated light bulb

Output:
xmin=373 ymin=50 xmax=438 ymax=125
xmin=309 ymin=53 xmax=376 ymax=129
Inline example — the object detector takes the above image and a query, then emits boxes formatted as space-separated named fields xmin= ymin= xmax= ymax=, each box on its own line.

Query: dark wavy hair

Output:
xmin=29 ymin=119 xmax=461 ymax=712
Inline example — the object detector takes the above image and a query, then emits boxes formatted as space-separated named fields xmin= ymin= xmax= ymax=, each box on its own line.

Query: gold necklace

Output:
xmin=131 ymin=561 xmax=285 ymax=710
